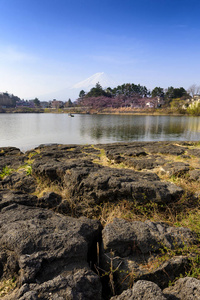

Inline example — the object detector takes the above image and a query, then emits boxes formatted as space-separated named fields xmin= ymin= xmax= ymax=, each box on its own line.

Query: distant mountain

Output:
xmin=38 ymin=72 xmax=118 ymax=101
xmin=71 ymin=72 xmax=117 ymax=91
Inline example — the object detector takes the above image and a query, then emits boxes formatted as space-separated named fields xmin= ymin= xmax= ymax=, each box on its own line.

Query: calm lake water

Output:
xmin=0 ymin=113 xmax=200 ymax=151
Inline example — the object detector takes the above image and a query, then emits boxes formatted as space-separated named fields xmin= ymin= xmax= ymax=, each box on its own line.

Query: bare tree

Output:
xmin=187 ymin=84 xmax=200 ymax=97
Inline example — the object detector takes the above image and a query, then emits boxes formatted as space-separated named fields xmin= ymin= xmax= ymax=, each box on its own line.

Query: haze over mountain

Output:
xmin=39 ymin=72 xmax=118 ymax=101
xmin=71 ymin=72 xmax=117 ymax=91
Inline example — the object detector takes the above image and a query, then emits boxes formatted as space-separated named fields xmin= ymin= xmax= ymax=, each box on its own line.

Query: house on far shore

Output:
xmin=40 ymin=101 xmax=49 ymax=108
xmin=50 ymin=99 xmax=64 ymax=109
xmin=130 ymin=96 xmax=165 ymax=109
xmin=188 ymin=94 xmax=200 ymax=110
xmin=190 ymin=94 xmax=200 ymax=106
xmin=156 ymin=96 xmax=165 ymax=107
xmin=145 ymin=97 xmax=165 ymax=109
xmin=146 ymin=101 xmax=155 ymax=108
xmin=193 ymin=94 xmax=200 ymax=102
xmin=16 ymin=100 xmax=35 ymax=108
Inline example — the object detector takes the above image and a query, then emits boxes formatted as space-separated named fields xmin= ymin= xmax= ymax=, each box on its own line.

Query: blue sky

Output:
xmin=0 ymin=0 xmax=200 ymax=100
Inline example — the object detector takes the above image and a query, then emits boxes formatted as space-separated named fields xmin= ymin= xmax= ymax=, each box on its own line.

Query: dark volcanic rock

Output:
xmin=101 ymin=142 xmax=189 ymax=173
xmin=22 ymin=143 xmax=185 ymax=212
xmin=102 ymin=219 xmax=196 ymax=292
xmin=111 ymin=277 xmax=200 ymax=300
xmin=28 ymin=143 xmax=185 ymax=218
xmin=32 ymin=158 xmax=95 ymax=183
xmin=32 ymin=160 xmax=67 ymax=182
xmin=188 ymin=169 xmax=200 ymax=182
xmin=124 ymin=158 xmax=159 ymax=170
xmin=0 ymin=190 xmax=38 ymax=210
xmin=0 ymin=190 xmax=71 ymax=215
xmin=38 ymin=192 xmax=62 ymax=208
xmin=187 ymin=148 xmax=200 ymax=158
xmin=0 ymin=147 xmax=24 ymax=172
xmin=111 ymin=280 xmax=167 ymax=300
xmin=29 ymin=144 xmax=100 ymax=183
xmin=64 ymin=163 xmax=183 ymax=206
xmin=163 ymin=277 xmax=200 ymax=299
xmin=0 ymin=171 xmax=37 ymax=193
xmin=101 ymin=141 xmax=186 ymax=157
xmin=1 ymin=142 xmax=199 ymax=299
xmin=102 ymin=219 xmax=196 ymax=257
xmin=0 ymin=147 xmax=23 ymax=156
xmin=0 ymin=204 xmax=102 ymax=299
xmin=138 ymin=256 xmax=190 ymax=289
xmin=30 ymin=144 xmax=100 ymax=161
xmin=6 ymin=269 xmax=102 ymax=300
xmin=147 ymin=144 xmax=185 ymax=156
xmin=160 ymin=162 xmax=190 ymax=177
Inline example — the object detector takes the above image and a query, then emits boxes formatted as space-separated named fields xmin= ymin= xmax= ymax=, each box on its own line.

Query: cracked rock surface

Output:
xmin=0 ymin=141 xmax=200 ymax=299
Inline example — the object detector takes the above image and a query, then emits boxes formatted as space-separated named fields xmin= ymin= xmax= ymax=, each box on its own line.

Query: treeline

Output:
xmin=76 ymin=82 xmax=191 ymax=109
xmin=1 ymin=82 xmax=200 ymax=114
xmin=0 ymin=93 xmax=20 ymax=107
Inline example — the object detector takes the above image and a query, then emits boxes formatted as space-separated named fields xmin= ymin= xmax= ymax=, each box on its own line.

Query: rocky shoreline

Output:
xmin=0 ymin=141 xmax=200 ymax=299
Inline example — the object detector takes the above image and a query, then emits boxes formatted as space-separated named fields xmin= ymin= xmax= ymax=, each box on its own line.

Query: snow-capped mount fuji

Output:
xmin=71 ymin=72 xmax=117 ymax=91
xmin=38 ymin=72 xmax=118 ymax=101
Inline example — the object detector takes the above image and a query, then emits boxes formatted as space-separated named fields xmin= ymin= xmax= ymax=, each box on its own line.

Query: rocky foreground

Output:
xmin=0 ymin=141 xmax=200 ymax=299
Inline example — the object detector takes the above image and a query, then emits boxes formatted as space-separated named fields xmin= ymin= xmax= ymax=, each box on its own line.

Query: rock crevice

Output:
xmin=0 ymin=142 xmax=200 ymax=299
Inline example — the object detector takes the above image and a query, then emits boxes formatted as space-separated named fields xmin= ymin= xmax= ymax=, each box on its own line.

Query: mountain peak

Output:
xmin=38 ymin=73 xmax=118 ymax=101
xmin=71 ymin=72 xmax=117 ymax=91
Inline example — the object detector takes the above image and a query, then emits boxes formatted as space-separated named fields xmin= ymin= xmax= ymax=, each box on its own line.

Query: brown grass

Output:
xmin=0 ymin=278 xmax=16 ymax=298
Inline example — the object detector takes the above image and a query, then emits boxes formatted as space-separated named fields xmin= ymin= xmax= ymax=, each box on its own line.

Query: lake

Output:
xmin=0 ymin=113 xmax=200 ymax=151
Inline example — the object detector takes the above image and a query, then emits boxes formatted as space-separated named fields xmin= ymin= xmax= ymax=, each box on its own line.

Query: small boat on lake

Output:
xmin=68 ymin=113 xmax=74 ymax=117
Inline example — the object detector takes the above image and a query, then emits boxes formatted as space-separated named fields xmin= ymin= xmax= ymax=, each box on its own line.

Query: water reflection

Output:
xmin=84 ymin=115 xmax=200 ymax=142
xmin=0 ymin=114 xmax=200 ymax=151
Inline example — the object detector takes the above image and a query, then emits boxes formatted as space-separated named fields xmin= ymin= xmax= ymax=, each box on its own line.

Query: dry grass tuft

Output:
xmin=98 ymin=200 xmax=172 ymax=227
xmin=0 ymin=278 xmax=16 ymax=297
xmin=33 ymin=180 xmax=70 ymax=199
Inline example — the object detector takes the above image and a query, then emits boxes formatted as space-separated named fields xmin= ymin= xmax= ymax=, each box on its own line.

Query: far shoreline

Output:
xmin=0 ymin=107 xmax=195 ymax=116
